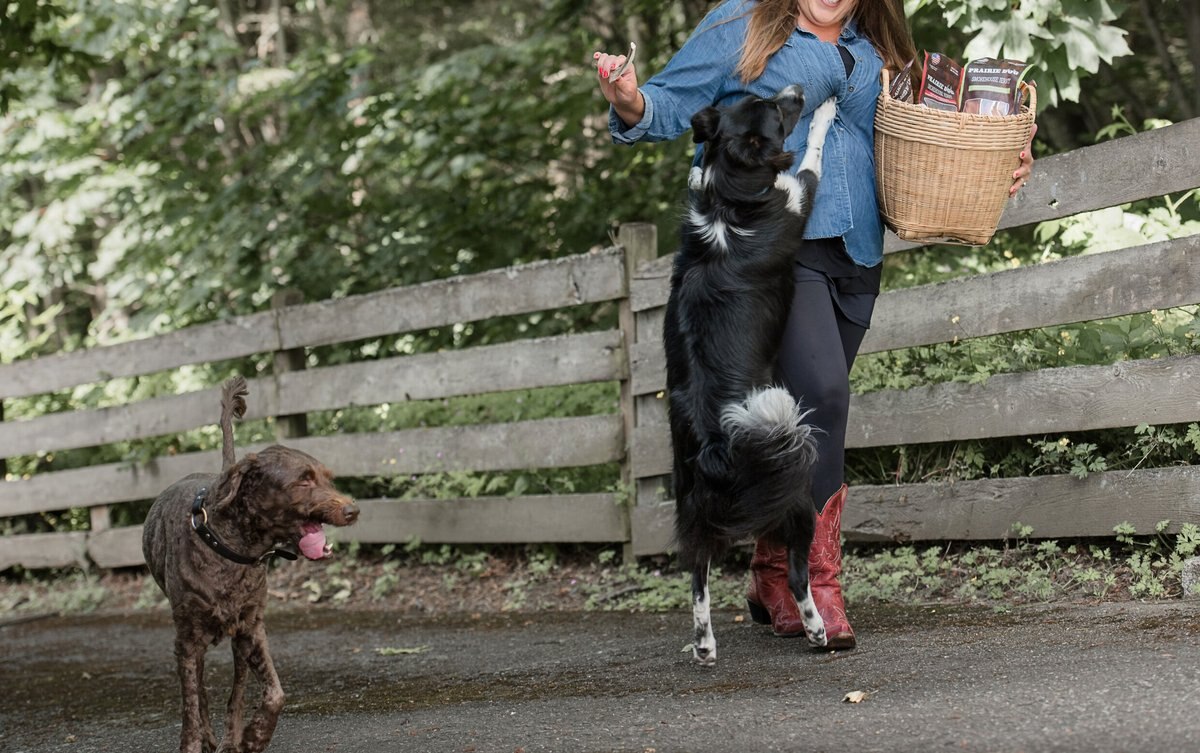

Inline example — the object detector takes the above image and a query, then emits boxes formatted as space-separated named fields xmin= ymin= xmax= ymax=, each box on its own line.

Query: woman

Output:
xmin=594 ymin=0 xmax=1035 ymax=650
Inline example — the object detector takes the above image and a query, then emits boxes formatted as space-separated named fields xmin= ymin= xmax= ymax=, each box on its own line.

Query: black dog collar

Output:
xmin=190 ymin=488 xmax=297 ymax=565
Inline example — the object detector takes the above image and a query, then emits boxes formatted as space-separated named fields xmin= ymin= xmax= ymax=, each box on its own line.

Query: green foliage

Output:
xmin=0 ymin=0 xmax=101 ymax=112
xmin=579 ymin=562 xmax=744 ymax=612
xmin=847 ymin=421 xmax=1200 ymax=489
xmin=0 ymin=571 xmax=109 ymax=613
xmin=1 ymin=0 xmax=1164 ymax=370
xmin=844 ymin=521 xmax=1200 ymax=604
xmin=0 ymin=0 xmax=693 ymax=368
xmin=907 ymin=0 xmax=1133 ymax=106
xmin=1112 ymin=521 xmax=1200 ymax=598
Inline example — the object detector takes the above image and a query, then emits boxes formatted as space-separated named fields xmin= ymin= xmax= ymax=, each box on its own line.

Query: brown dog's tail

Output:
xmin=220 ymin=376 xmax=249 ymax=472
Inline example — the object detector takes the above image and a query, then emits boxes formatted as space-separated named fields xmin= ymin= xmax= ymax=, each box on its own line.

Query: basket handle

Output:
xmin=1020 ymin=79 xmax=1037 ymax=115
xmin=880 ymin=67 xmax=1037 ymax=116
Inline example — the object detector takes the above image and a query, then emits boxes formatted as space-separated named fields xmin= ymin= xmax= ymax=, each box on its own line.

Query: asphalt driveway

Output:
xmin=3 ymin=601 xmax=1199 ymax=752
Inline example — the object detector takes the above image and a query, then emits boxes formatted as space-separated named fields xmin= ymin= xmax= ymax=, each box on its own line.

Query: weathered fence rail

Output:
xmin=2 ymin=118 xmax=1199 ymax=569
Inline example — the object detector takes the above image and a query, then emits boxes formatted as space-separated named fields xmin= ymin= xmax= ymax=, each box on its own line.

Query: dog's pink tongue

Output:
xmin=298 ymin=522 xmax=327 ymax=560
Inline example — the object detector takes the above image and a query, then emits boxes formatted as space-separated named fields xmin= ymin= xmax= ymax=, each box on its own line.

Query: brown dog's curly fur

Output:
xmin=142 ymin=377 xmax=359 ymax=753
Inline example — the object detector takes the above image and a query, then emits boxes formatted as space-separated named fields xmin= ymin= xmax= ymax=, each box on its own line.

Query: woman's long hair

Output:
xmin=733 ymin=0 xmax=917 ymax=83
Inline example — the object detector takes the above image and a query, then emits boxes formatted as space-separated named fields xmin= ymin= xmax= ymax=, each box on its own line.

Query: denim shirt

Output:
xmin=609 ymin=0 xmax=885 ymax=267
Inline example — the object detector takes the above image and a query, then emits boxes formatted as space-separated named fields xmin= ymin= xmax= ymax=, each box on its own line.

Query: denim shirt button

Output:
xmin=848 ymin=85 xmax=855 ymax=92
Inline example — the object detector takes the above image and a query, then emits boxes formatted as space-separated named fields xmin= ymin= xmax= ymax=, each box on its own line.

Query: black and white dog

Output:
xmin=664 ymin=86 xmax=836 ymax=666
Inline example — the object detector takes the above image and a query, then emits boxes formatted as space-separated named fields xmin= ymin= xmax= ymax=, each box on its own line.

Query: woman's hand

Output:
xmin=594 ymin=49 xmax=645 ymax=127
xmin=1009 ymin=123 xmax=1037 ymax=197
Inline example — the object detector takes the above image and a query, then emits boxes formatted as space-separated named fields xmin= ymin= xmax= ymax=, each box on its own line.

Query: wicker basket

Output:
xmin=874 ymin=68 xmax=1036 ymax=246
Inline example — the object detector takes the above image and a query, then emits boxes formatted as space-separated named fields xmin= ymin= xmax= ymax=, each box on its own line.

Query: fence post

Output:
xmin=271 ymin=289 xmax=309 ymax=440
xmin=617 ymin=222 xmax=658 ymax=561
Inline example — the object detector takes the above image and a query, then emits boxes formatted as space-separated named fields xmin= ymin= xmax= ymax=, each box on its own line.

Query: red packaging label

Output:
xmin=917 ymin=52 xmax=962 ymax=111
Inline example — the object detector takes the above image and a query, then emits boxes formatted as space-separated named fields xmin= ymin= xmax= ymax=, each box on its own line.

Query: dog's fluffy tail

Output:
xmin=220 ymin=376 xmax=249 ymax=472
xmin=715 ymin=387 xmax=818 ymax=538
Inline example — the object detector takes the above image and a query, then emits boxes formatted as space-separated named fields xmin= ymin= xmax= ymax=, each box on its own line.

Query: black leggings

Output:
xmin=776 ymin=275 xmax=869 ymax=509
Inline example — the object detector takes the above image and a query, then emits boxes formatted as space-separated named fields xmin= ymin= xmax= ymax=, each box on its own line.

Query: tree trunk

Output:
xmin=1139 ymin=0 xmax=1195 ymax=120
xmin=1186 ymin=0 xmax=1200 ymax=115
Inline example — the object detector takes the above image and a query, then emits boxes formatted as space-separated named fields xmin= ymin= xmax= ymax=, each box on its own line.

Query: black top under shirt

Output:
xmin=793 ymin=42 xmax=882 ymax=313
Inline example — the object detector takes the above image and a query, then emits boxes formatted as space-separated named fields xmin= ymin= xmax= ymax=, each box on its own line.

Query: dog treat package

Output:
xmin=916 ymin=51 xmax=962 ymax=111
xmin=888 ymin=58 xmax=916 ymax=104
xmin=959 ymin=58 xmax=1030 ymax=115
xmin=887 ymin=51 xmax=1032 ymax=118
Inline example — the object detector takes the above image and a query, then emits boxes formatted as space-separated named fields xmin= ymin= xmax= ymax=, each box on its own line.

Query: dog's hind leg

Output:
xmin=228 ymin=625 xmax=285 ymax=753
xmin=788 ymin=546 xmax=827 ymax=648
xmin=195 ymin=652 xmax=219 ymax=753
xmin=219 ymin=637 xmax=251 ymax=752
xmin=691 ymin=560 xmax=718 ymax=666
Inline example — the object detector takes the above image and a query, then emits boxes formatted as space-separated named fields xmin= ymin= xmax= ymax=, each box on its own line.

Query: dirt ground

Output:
xmin=5 ymin=598 xmax=1200 ymax=753
xmin=6 ymin=549 xmax=1200 ymax=752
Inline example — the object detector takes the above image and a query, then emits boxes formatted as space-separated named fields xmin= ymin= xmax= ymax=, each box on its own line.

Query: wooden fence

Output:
xmin=628 ymin=117 xmax=1200 ymax=554
xmin=1 ymin=118 xmax=1198 ymax=569
xmin=0 ymin=227 xmax=656 ymax=571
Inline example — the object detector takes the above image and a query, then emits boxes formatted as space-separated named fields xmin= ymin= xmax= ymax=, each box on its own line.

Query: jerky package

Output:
xmin=889 ymin=58 xmax=916 ymax=104
xmin=917 ymin=51 xmax=961 ymax=111
xmin=959 ymin=58 xmax=1030 ymax=115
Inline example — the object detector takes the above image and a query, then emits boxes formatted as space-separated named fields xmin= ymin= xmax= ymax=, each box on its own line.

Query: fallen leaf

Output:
xmin=375 ymin=646 xmax=431 ymax=656
xmin=842 ymin=690 xmax=868 ymax=703
xmin=733 ymin=614 xmax=744 ymax=623
xmin=681 ymin=642 xmax=694 ymax=653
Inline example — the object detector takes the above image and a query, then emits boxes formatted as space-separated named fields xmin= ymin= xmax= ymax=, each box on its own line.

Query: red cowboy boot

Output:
xmin=746 ymin=538 xmax=806 ymax=637
xmin=809 ymin=484 xmax=856 ymax=649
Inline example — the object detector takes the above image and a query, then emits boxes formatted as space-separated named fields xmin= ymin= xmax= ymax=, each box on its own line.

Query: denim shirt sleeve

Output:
xmin=609 ymin=3 xmax=744 ymax=144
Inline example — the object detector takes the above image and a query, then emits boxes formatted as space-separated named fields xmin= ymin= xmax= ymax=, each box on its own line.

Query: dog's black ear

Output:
xmin=769 ymin=151 xmax=796 ymax=172
xmin=691 ymin=107 xmax=720 ymax=144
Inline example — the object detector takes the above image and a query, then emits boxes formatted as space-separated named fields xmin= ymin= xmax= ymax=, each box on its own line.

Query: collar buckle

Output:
xmin=190 ymin=487 xmax=295 ymax=566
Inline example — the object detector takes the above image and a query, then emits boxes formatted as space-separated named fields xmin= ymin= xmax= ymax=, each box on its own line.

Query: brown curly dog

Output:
xmin=142 ymin=376 xmax=359 ymax=753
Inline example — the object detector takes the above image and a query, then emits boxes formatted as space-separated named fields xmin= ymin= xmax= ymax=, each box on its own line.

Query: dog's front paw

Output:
xmin=807 ymin=624 xmax=828 ymax=648
xmin=801 ymin=600 xmax=827 ymax=647
xmin=814 ymin=96 xmax=837 ymax=123
xmin=692 ymin=642 xmax=717 ymax=667
xmin=688 ymin=165 xmax=704 ymax=192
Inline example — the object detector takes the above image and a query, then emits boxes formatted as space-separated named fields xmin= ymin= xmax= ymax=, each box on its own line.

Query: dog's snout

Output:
xmin=770 ymin=84 xmax=806 ymax=137
xmin=775 ymin=84 xmax=803 ymax=102
xmin=341 ymin=501 xmax=360 ymax=525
